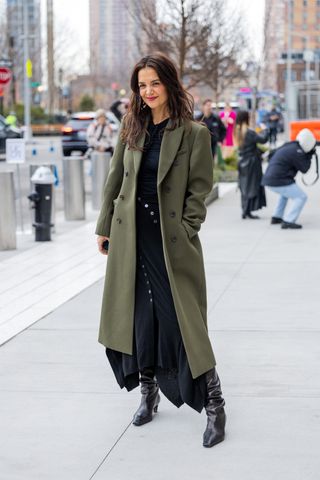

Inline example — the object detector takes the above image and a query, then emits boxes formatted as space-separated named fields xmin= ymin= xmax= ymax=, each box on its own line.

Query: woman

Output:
xmin=95 ymin=53 xmax=226 ymax=448
xmin=234 ymin=110 xmax=268 ymax=219
xmin=219 ymin=103 xmax=236 ymax=157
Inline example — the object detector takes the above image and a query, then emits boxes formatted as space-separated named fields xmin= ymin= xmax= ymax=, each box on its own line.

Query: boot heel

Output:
xmin=154 ymin=405 xmax=158 ymax=413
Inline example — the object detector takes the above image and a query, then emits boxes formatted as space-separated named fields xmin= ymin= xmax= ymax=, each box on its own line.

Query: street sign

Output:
xmin=31 ymin=81 xmax=41 ymax=87
xmin=303 ymin=50 xmax=314 ymax=62
xmin=6 ymin=139 xmax=26 ymax=164
xmin=0 ymin=67 xmax=12 ymax=85
xmin=26 ymin=59 xmax=33 ymax=79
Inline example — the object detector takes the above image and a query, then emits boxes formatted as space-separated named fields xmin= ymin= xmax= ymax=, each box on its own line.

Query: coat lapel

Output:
xmin=133 ymin=131 xmax=146 ymax=174
xmin=132 ymin=120 xmax=185 ymax=183
xmin=157 ymin=121 xmax=185 ymax=186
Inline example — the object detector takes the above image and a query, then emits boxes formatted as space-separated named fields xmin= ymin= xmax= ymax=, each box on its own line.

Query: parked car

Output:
xmin=0 ymin=115 xmax=23 ymax=157
xmin=61 ymin=111 xmax=120 ymax=156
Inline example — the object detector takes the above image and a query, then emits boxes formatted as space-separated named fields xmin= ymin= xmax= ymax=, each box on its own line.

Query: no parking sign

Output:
xmin=6 ymin=139 xmax=26 ymax=164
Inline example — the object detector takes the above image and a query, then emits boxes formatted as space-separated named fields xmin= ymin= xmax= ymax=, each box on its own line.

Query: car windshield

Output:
xmin=67 ymin=119 xmax=93 ymax=130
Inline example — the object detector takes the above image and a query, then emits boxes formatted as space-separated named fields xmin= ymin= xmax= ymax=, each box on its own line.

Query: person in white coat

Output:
xmin=86 ymin=109 xmax=113 ymax=153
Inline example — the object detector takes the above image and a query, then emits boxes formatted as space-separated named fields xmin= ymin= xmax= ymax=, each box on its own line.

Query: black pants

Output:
xmin=269 ymin=128 xmax=277 ymax=145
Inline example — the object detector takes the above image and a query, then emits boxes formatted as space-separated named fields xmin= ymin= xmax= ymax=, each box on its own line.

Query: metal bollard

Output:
xmin=63 ymin=156 xmax=85 ymax=220
xmin=30 ymin=164 xmax=56 ymax=226
xmin=91 ymin=151 xmax=111 ymax=210
xmin=0 ymin=171 xmax=17 ymax=250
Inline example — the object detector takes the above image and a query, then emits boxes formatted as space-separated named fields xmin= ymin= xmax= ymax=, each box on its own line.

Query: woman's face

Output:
xmin=138 ymin=67 xmax=168 ymax=112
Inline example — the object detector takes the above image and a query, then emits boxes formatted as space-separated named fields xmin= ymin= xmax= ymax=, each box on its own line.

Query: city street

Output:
xmin=1 ymin=180 xmax=320 ymax=480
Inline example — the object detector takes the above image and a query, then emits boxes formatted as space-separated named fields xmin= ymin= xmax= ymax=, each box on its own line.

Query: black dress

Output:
xmin=106 ymin=119 xmax=207 ymax=412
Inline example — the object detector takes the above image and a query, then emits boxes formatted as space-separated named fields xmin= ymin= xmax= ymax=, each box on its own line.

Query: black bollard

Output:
xmin=28 ymin=166 xmax=55 ymax=241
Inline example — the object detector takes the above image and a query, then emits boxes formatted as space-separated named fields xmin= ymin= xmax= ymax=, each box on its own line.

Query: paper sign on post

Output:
xmin=6 ymin=139 xmax=26 ymax=164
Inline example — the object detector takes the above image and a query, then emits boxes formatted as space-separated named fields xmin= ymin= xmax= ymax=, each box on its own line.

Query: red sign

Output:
xmin=0 ymin=67 xmax=12 ymax=85
xmin=0 ymin=86 xmax=4 ymax=97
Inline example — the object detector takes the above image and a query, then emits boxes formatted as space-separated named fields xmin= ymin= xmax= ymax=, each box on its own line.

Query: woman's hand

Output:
xmin=97 ymin=235 xmax=110 ymax=255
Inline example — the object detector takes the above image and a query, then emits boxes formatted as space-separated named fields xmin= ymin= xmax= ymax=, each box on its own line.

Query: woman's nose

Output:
xmin=146 ymin=85 xmax=154 ymax=95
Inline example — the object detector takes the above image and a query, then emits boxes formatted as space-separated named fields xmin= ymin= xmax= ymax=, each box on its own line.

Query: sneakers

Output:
xmin=281 ymin=221 xmax=302 ymax=229
xmin=271 ymin=216 xmax=283 ymax=224
xmin=271 ymin=217 xmax=303 ymax=229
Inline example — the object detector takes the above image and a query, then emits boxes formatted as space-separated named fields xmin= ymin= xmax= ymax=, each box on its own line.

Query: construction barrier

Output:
xmin=290 ymin=120 xmax=320 ymax=142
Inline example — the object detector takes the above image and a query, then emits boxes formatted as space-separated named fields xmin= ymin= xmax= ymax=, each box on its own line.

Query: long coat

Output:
xmin=95 ymin=119 xmax=216 ymax=379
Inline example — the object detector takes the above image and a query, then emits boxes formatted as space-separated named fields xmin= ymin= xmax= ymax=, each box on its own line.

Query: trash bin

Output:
xmin=0 ymin=171 xmax=16 ymax=250
xmin=28 ymin=166 xmax=56 ymax=241
xmin=63 ymin=156 xmax=85 ymax=220
xmin=91 ymin=151 xmax=111 ymax=210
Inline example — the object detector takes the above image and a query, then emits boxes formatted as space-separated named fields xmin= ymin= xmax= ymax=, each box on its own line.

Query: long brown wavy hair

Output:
xmin=121 ymin=53 xmax=194 ymax=150
xmin=233 ymin=110 xmax=249 ymax=147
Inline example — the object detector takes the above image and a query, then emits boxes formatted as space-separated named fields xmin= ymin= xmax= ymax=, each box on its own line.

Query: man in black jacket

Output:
xmin=196 ymin=99 xmax=226 ymax=157
xmin=262 ymin=128 xmax=316 ymax=229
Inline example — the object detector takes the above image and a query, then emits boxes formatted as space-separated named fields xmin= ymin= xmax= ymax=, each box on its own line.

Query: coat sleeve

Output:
xmin=293 ymin=152 xmax=312 ymax=174
xmin=254 ymin=129 xmax=269 ymax=144
xmin=95 ymin=128 xmax=125 ymax=236
xmin=182 ymin=126 xmax=214 ymax=239
xmin=86 ymin=123 xmax=95 ymax=148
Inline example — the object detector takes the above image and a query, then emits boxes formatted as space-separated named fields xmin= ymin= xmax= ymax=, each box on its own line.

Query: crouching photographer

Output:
xmin=262 ymin=129 xmax=318 ymax=229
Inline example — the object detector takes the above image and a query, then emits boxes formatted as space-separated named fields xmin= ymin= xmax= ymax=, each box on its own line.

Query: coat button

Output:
xmin=164 ymin=185 xmax=171 ymax=193
xmin=116 ymin=218 xmax=122 ymax=224
xmin=125 ymin=171 xmax=129 ymax=176
xmin=171 ymin=236 xmax=177 ymax=243
xmin=119 ymin=195 xmax=124 ymax=200
xmin=169 ymin=211 xmax=176 ymax=218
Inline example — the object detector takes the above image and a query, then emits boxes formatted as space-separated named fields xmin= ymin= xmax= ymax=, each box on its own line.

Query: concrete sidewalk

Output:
xmin=1 ymin=179 xmax=320 ymax=479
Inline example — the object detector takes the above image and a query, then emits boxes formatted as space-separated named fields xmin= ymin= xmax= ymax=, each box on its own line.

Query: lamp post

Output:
xmin=23 ymin=0 xmax=32 ymax=141
xmin=286 ymin=0 xmax=293 ymax=137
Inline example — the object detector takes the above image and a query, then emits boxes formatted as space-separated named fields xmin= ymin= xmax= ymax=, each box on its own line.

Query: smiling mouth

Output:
xmin=146 ymin=97 xmax=158 ymax=101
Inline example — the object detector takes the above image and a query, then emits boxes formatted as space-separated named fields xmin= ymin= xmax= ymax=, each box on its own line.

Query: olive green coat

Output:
xmin=95 ymin=120 xmax=216 ymax=379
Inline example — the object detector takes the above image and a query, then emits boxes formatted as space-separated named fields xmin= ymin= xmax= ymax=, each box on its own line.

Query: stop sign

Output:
xmin=0 ymin=67 xmax=12 ymax=85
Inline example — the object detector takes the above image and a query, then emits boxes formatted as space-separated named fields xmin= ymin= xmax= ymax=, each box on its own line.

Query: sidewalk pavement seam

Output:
xmin=0 ymin=220 xmax=106 ymax=346
xmin=89 ymin=421 xmax=132 ymax=480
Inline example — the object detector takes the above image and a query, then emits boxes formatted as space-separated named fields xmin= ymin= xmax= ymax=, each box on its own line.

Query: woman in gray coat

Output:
xmin=96 ymin=53 xmax=225 ymax=448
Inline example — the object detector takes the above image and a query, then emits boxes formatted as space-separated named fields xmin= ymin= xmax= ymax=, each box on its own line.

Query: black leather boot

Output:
xmin=203 ymin=368 xmax=226 ymax=448
xmin=132 ymin=368 xmax=160 ymax=426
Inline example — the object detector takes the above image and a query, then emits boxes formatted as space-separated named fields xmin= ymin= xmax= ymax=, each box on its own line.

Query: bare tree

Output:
xmin=128 ymin=0 xmax=248 ymax=99
xmin=200 ymin=0 xmax=248 ymax=101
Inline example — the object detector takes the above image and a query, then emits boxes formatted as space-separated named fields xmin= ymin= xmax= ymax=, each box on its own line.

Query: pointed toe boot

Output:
xmin=132 ymin=368 xmax=160 ymax=427
xmin=203 ymin=368 xmax=226 ymax=448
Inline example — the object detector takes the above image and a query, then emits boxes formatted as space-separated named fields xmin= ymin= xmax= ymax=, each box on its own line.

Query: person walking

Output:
xmin=196 ymin=99 xmax=226 ymax=159
xmin=86 ymin=109 xmax=113 ymax=153
xmin=219 ymin=103 xmax=236 ymax=157
xmin=95 ymin=53 xmax=226 ymax=448
xmin=262 ymin=128 xmax=316 ymax=229
xmin=266 ymin=106 xmax=280 ymax=146
xmin=234 ymin=110 xmax=268 ymax=219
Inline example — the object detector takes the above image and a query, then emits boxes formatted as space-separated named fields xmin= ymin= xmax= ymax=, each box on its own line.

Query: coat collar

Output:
xmin=132 ymin=119 xmax=185 ymax=185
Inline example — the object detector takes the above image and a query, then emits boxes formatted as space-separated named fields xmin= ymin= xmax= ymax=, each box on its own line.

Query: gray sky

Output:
xmin=42 ymin=0 xmax=266 ymax=74
xmin=0 ymin=0 xmax=265 ymax=73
